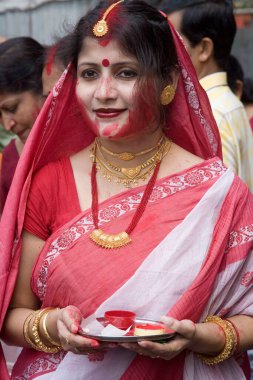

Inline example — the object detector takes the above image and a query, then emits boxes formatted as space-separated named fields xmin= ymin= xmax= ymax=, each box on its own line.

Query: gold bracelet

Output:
xmin=23 ymin=311 xmax=39 ymax=350
xmin=32 ymin=308 xmax=62 ymax=353
xmin=42 ymin=308 xmax=61 ymax=347
xmin=197 ymin=315 xmax=237 ymax=365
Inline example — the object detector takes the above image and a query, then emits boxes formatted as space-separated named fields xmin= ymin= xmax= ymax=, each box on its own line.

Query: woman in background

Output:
xmin=0 ymin=37 xmax=45 ymax=212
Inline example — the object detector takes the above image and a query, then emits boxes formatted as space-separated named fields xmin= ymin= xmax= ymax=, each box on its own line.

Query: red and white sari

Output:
xmin=10 ymin=158 xmax=253 ymax=379
xmin=0 ymin=19 xmax=252 ymax=380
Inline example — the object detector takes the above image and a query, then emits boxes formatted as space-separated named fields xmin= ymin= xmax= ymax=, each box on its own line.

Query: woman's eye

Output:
xmin=81 ymin=70 xmax=99 ymax=79
xmin=117 ymin=69 xmax=138 ymax=79
xmin=4 ymin=105 xmax=18 ymax=113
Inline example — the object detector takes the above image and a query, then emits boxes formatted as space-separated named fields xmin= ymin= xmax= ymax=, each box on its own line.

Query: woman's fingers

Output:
xmin=58 ymin=305 xmax=82 ymax=334
xmin=56 ymin=306 xmax=101 ymax=354
xmin=120 ymin=317 xmax=197 ymax=361
xmin=161 ymin=316 xmax=196 ymax=339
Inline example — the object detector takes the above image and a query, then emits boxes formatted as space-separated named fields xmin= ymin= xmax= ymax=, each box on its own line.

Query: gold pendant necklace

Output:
xmin=89 ymin=138 xmax=171 ymax=249
xmin=90 ymin=229 xmax=132 ymax=249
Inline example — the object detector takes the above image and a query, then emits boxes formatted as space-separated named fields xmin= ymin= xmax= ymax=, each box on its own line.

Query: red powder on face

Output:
xmin=102 ymin=123 xmax=119 ymax=137
xmin=102 ymin=58 xmax=110 ymax=67
xmin=99 ymin=38 xmax=111 ymax=47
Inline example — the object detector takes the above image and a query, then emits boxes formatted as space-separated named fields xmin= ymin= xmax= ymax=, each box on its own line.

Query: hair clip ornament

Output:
xmin=93 ymin=0 xmax=124 ymax=38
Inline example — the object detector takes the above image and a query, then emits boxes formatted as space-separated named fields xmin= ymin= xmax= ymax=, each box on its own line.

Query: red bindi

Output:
xmin=102 ymin=59 xmax=110 ymax=67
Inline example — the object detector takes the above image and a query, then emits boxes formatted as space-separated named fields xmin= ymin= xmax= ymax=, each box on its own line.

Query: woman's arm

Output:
xmin=120 ymin=315 xmax=253 ymax=361
xmin=1 ymin=230 xmax=101 ymax=354
xmin=1 ymin=230 xmax=45 ymax=346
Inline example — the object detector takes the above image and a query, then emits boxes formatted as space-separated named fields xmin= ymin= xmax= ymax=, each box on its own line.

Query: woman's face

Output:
xmin=0 ymin=91 xmax=43 ymax=144
xmin=76 ymin=37 xmax=144 ymax=139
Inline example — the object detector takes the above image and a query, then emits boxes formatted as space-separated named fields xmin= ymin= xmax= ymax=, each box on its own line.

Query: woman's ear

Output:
xmin=170 ymin=69 xmax=180 ymax=90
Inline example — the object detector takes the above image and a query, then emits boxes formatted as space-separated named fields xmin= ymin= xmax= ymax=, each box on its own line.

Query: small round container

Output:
xmin=104 ymin=310 xmax=136 ymax=330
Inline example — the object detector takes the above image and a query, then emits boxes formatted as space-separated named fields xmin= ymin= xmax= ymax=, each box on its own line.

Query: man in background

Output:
xmin=160 ymin=0 xmax=253 ymax=192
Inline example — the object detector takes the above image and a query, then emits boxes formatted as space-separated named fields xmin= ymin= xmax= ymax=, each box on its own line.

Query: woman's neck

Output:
xmin=15 ymin=138 xmax=25 ymax=156
xmin=97 ymin=128 xmax=165 ymax=167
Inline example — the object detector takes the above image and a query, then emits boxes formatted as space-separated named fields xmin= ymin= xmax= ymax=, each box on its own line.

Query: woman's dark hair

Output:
xmin=242 ymin=78 xmax=253 ymax=104
xmin=180 ymin=1 xmax=236 ymax=70
xmin=59 ymin=0 xmax=179 ymax=125
xmin=226 ymin=54 xmax=244 ymax=94
xmin=0 ymin=37 xmax=45 ymax=94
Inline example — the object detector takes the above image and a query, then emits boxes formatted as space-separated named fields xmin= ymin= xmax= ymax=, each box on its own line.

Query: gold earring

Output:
xmin=160 ymin=85 xmax=176 ymax=105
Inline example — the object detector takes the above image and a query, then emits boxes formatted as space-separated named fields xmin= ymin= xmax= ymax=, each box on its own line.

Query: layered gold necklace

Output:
xmin=90 ymin=136 xmax=171 ymax=188
xmin=89 ymin=135 xmax=171 ymax=249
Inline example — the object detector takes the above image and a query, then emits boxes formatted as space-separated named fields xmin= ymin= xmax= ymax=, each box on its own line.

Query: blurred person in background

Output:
xmin=160 ymin=0 xmax=253 ymax=192
xmin=42 ymin=41 xmax=67 ymax=99
xmin=0 ymin=36 xmax=14 ymax=153
xmin=226 ymin=54 xmax=244 ymax=99
xmin=0 ymin=37 xmax=45 ymax=213
xmin=242 ymin=78 xmax=253 ymax=132
xmin=226 ymin=55 xmax=253 ymax=132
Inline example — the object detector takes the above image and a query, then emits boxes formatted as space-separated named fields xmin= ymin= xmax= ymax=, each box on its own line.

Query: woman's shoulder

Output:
xmin=33 ymin=156 xmax=71 ymax=178
xmin=161 ymin=143 xmax=207 ymax=177
xmin=31 ymin=156 xmax=73 ymax=195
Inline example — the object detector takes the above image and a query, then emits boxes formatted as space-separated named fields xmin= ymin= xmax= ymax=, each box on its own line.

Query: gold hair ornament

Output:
xmin=160 ymin=84 xmax=176 ymax=106
xmin=93 ymin=0 xmax=124 ymax=37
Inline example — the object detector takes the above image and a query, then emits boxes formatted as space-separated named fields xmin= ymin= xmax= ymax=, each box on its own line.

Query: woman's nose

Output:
xmin=1 ymin=114 xmax=16 ymax=131
xmin=94 ymin=77 xmax=117 ymax=101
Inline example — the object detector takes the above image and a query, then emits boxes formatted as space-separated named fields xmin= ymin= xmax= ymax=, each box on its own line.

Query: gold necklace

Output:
xmin=90 ymin=138 xmax=171 ymax=187
xmin=90 ymin=142 xmax=164 ymax=249
xmin=97 ymin=135 xmax=164 ymax=161
xmin=96 ymin=138 xmax=166 ymax=177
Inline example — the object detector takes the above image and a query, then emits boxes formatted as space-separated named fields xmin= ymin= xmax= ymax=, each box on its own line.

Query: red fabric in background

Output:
xmin=0 ymin=139 xmax=19 ymax=212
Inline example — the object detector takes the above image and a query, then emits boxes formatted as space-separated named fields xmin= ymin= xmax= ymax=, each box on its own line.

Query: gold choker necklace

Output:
xmin=90 ymin=137 xmax=171 ymax=187
xmin=97 ymin=135 xmax=164 ymax=161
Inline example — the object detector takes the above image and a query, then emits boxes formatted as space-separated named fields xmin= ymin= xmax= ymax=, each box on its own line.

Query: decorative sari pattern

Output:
xmin=10 ymin=162 xmax=253 ymax=379
xmin=34 ymin=158 xmax=226 ymax=301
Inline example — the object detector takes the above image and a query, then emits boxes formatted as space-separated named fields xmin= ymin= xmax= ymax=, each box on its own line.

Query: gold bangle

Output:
xmin=32 ymin=308 xmax=62 ymax=353
xmin=23 ymin=311 xmax=39 ymax=350
xmin=197 ymin=315 xmax=237 ymax=365
xmin=42 ymin=309 xmax=61 ymax=347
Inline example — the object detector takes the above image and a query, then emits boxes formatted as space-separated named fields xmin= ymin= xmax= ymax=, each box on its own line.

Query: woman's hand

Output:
xmin=119 ymin=316 xmax=196 ymax=360
xmin=54 ymin=306 xmax=102 ymax=355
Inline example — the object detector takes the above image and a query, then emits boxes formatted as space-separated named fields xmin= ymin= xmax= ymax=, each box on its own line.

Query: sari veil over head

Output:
xmin=0 ymin=12 xmax=222 ymax=378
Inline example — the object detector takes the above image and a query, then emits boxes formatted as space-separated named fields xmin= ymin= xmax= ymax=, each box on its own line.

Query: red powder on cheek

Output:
xmin=102 ymin=59 xmax=110 ymax=67
xmin=102 ymin=123 xmax=119 ymax=137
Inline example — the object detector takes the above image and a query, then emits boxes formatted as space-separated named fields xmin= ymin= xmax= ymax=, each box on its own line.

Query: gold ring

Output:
xmin=65 ymin=334 xmax=70 ymax=345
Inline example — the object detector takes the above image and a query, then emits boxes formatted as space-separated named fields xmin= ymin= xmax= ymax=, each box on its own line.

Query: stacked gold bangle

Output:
xmin=197 ymin=315 xmax=238 ymax=365
xmin=23 ymin=307 xmax=62 ymax=353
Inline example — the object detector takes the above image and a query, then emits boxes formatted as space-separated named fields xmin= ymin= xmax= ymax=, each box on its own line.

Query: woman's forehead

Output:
xmin=77 ymin=37 xmax=138 ymax=65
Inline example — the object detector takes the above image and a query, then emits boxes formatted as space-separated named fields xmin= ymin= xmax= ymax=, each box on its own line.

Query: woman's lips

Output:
xmin=94 ymin=108 xmax=126 ymax=119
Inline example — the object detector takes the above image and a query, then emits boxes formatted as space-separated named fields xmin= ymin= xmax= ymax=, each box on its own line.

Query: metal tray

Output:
xmin=79 ymin=317 xmax=175 ymax=342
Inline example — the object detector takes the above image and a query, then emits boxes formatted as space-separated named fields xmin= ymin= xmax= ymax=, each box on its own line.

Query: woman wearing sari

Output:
xmin=0 ymin=37 xmax=45 ymax=213
xmin=0 ymin=1 xmax=252 ymax=379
